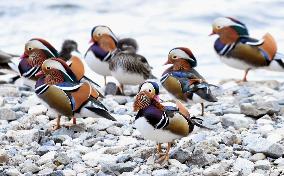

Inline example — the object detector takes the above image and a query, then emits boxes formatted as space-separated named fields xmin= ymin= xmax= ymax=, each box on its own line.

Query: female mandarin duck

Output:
xmin=211 ymin=17 xmax=284 ymax=81
xmin=161 ymin=47 xmax=217 ymax=116
xmin=85 ymin=25 xmax=118 ymax=85
xmin=35 ymin=58 xmax=116 ymax=130
xmin=134 ymin=81 xmax=205 ymax=164
xmin=18 ymin=38 xmax=102 ymax=93
xmin=109 ymin=38 xmax=155 ymax=94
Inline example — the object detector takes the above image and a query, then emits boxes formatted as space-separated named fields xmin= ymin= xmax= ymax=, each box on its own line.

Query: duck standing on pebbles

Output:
xmin=109 ymin=38 xmax=155 ymax=94
xmin=85 ymin=25 xmax=118 ymax=85
xmin=161 ymin=47 xmax=217 ymax=116
xmin=133 ymin=81 xmax=205 ymax=164
xmin=211 ymin=17 xmax=284 ymax=81
xmin=35 ymin=58 xmax=116 ymax=130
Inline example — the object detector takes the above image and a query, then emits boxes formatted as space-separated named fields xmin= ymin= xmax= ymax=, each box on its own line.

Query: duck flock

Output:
xmin=1 ymin=16 xmax=284 ymax=175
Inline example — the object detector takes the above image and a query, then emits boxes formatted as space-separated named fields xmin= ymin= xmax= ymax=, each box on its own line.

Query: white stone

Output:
xmin=5 ymin=129 xmax=42 ymax=145
xmin=73 ymin=163 xmax=86 ymax=173
xmin=62 ymin=170 xmax=77 ymax=176
xmin=250 ymin=153 xmax=266 ymax=162
xmin=37 ymin=151 xmax=56 ymax=165
xmin=5 ymin=168 xmax=21 ymax=176
xmin=233 ymin=158 xmax=254 ymax=175
xmin=221 ymin=114 xmax=251 ymax=129
xmin=203 ymin=162 xmax=229 ymax=176
xmin=106 ymin=126 xmax=123 ymax=136
xmin=28 ymin=104 xmax=47 ymax=115
xmin=255 ymin=160 xmax=271 ymax=170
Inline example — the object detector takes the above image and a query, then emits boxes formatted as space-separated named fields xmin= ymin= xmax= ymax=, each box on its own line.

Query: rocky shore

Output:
xmin=0 ymin=80 xmax=284 ymax=176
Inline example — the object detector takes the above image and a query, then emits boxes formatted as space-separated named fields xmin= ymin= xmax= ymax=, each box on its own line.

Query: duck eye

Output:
xmin=217 ymin=25 xmax=221 ymax=29
xmin=46 ymin=66 xmax=51 ymax=70
xmin=173 ymin=56 xmax=177 ymax=59
xmin=98 ymin=33 xmax=101 ymax=36
xmin=148 ymin=89 xmax=152 ymax=92
xmin=28 ymin=47 xmax=32 ymax=51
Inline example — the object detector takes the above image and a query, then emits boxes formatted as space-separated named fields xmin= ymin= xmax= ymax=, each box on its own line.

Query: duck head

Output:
xmin=89 ymin=25 xmax=118 ymax=44
xmin=18 ymin=38 xmax=59 ymax=78
xmin=210 ymin=17 xmax=249 ymax=43
xmin=165 ymin=47 xmax=197 ymax=69
xmin=36 ymin=58 xmax=77 ymax=85
xmin=134 ymin=81 xmax=160 ymax=112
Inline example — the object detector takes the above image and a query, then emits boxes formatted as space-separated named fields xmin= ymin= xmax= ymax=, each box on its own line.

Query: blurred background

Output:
xmin=0 ymin=0 xmax=284 ymax=83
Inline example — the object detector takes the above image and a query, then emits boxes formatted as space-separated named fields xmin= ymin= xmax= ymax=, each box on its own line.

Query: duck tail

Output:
xmin=268 ymin=52 xmax=284 ymax=71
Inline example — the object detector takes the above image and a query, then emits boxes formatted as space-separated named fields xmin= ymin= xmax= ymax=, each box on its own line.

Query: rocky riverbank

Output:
xmin=0 ymin=80 xmax=284 ymax=176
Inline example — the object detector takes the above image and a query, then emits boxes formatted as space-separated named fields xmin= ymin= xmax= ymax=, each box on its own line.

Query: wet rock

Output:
xmin=240 ymin=101 xmax=280 ymax=118
xmin=233 ymin=158 xmax=254 ymax=175
xmin=0 ymin=108 xmax=17 ymax=121
xmin=221 ymin=114 xmax=251 ymax=129
xmin=0 ymin=149 xmax=8 ymax=163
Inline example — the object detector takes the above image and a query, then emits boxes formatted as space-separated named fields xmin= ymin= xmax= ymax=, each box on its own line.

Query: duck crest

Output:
xmin=30 ymin=38 xmax=59 ymax=57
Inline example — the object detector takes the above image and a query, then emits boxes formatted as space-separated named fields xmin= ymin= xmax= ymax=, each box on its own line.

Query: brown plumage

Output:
xmin=98 ymin=34 xmax=117 ymax=52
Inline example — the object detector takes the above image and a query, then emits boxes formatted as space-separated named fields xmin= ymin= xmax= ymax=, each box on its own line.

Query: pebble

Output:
xmin=0 ymin=108 xmax=17 ymax=121
xmin=233 ymin=157 xmax=254 ymax=175
xmin=0 ymin=80 xmax=284 ymax=175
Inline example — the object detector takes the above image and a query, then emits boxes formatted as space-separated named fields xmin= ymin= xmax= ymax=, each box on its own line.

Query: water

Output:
xmin=1 ymin=0 xmax=284 ymax=84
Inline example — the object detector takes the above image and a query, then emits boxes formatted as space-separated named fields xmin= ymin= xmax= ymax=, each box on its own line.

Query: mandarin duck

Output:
xmin=161 ymin=47 xmax=217 ymax=116
xmin=85 ymin=25 xmax=118 ymax=85
xmin=109 ymin=38 xmax=155 ymax=94
xmin=18 ymin=38 xmax=102 ymax=93
xmin=211 ymin=17 xmax=284 ymax=81
xmin=133 ymin=81 xmax=205 ymax=164
xmin=35 ymin=58 xmax=116 ymax=130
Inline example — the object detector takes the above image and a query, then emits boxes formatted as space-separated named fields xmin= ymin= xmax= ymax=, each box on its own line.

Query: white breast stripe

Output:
xmin=219 ymin=45 xmax=229 ymax=55
xmin=224 ymin=43 xmax=235 ymax=55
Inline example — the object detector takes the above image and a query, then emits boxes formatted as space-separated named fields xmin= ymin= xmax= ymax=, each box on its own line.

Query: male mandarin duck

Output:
xmin=109 ymin=38 xmax=155 ymax=94
xmin=18 ymin=38 xmax=102 ymax=93
xmin=161 ymin=47 xmax=217 ymax=116
xmin=85 ymin=25 xmax=118 ymax=85
xmin=35 ymin=58 xmax=116 ymax=130
xmin=133 ymin=81 xmax=204 ymax=164
xmin=211 ymin=17 xmax=284 ymax=81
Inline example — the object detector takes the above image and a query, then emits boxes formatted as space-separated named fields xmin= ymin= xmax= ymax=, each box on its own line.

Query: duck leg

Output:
xmin=104 ymin=76 xmax=107 ymax=86
xmin=201 ymin=103 xmax=204 ymax=116
xmin=242 ymin=69 xmax=250 ymax=82
xmin=118 ymin=84 xmax=124 ymax=95
xmin=52 ymin=115 xmax=61 ymax=130
xmin=72 ymin=117 xmax=76 ymax=125
xmin=62 ymin=116 xmax=77 ymax=128
xmin=156 ymin=143 xmax=163 ymax=156
xmin=156 ymin=142 xmax=171 ymax=164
